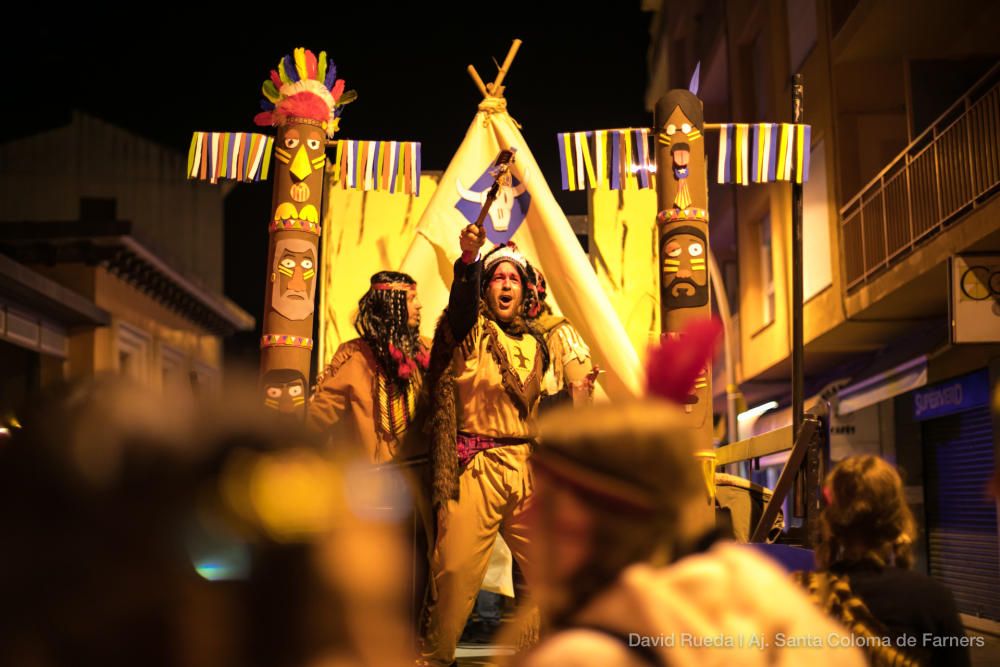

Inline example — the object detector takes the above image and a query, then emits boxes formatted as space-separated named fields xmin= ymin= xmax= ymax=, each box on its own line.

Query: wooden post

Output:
xmin=491 ymin=39 xmax=522 ymax=94
xmin=467 ymin=65 xmax=489 ymax=97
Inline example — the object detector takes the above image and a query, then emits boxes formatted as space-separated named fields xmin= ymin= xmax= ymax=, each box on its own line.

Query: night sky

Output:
xmin=1 ymin=8 xmax=655 ymax=364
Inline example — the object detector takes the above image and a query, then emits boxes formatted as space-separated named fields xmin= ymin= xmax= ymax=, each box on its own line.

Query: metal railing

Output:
xmin=840 ymin=64 xmax=1000 ymax=291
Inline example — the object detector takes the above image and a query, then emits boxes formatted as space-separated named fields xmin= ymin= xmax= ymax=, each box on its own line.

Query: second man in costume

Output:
xmin=308 ymin=270 xmax=429 ymax=464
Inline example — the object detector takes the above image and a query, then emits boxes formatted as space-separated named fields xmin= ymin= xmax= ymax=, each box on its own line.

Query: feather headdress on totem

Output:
xmin=254 ymin=47 xmax=358 ymax=137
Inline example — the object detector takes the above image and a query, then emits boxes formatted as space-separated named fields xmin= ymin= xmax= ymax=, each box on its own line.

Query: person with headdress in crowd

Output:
xmin=794 ymin=455 xmax=971 ymax=667
xmin=512 ymin=321 xmax=866 ymax=667
xmin=308 ymin=270 xmax=429 ymax=464
xmin=416 ymin=223 xmax=549 ymax=666
xmin=526 ymin=267 xmax=597 ymax=409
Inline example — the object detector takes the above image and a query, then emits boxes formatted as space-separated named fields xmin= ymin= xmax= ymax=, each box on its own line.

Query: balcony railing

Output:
xmin=840 ymin=64 xmax=1000 ymax=292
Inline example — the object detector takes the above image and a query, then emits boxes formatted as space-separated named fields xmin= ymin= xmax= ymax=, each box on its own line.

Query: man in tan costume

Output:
xmin=418 ymin=224 xmax=549 ymax=666
xmin=308 ymin=270 xmax=428 ymax=464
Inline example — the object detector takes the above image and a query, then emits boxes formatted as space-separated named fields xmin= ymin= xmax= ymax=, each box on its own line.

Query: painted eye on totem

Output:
xmin=284 ymin=137 xmax=300 ymax=149
xmin=666 ymin=241 xmax=682 ymax=257
xmin=666 ymin=123 xmax=677 ymax=135
xmin=288 ymin=385 xmax=303 ymax=397
xmin=306 ymin=138 xmax=321 ymax=150
xmin=280 ymin=257 xmax=297 ymax=270
xmin=688 ymin=242 xmax=704 ymax=257
xmin=681 ymin=123 xmax=692 ymax=134
xmin=265 ymin=386 xmax=282 ymax=399
xmin=300 ymin=258 xmax=314 ymax=270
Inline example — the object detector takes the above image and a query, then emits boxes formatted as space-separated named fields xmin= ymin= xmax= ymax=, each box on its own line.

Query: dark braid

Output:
xmin=354 ymin=271 xmax=422 ymax=387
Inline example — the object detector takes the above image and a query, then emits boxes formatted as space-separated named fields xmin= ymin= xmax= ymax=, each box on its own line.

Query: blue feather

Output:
xmin=688 ymin=61 xmax=701 ymax=96
xmin=283 ymin=54 xmax=300 ymax=83
xmin=260 ymin=99 xmax=275 ymax=111
xmin=324 ymin=57 xmax=337 ymax=89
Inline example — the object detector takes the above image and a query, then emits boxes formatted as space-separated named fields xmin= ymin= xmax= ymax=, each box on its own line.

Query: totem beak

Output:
xmin=290 ymin=146 xmax=313 ymax=181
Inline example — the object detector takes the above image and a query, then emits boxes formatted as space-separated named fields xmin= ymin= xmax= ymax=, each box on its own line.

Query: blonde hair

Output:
xmin=817 ymin=455 xmax=917 ymax=569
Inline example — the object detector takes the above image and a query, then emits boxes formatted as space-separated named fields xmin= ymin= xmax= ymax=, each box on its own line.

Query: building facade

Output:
xmin=0 ymin=112 xmax=253 ymax=426
xmin=642 ymin=0 xmax=1000 ymax=641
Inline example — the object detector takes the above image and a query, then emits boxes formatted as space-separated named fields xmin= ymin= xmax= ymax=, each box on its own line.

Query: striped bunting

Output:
xmin=333 ymin=140 xmax=422 ymax=194
xmin=187 ymin=132 xmax=275 ymax=183
xmin=555 ymin=129 xmax=656 ymax=191
xmin=716 ymin=123 xmax=811 ymax=185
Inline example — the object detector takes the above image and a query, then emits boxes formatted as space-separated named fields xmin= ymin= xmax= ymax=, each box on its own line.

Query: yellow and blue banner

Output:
xmin=556 ymin=128 xmax=655 ymax=192
xmin=556 ymin=123 xmax=811 ymax=190
xmin=187 ymin=131 xmax=274 ymax=183
xmin=716 ymin=123 xmax=811 ymax=185
xmin=332 ymin=139 xmax=422 ymax=194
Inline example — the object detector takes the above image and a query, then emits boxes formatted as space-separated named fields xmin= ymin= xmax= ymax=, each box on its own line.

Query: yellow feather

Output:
xmin=294 ymin=47 xmax=308 ymax=81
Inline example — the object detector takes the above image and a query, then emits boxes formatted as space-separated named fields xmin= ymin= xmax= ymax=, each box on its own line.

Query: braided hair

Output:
xmin=354 ymin=271 xmax=423 ymax=386
xmin=817 ymin=455 xmax=917 ymax=570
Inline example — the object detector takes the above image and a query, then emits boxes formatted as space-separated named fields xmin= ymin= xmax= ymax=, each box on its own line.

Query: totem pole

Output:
xmin=187 ymin=47 xmax=421 ymax=417
xmin=654 ymin=90 xmax=713 ymax=451
xmin=556 ymin=81 xmax=811 ymax=523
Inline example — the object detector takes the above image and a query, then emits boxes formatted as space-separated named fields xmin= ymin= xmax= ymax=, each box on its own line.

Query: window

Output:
xmin=191 ymin=361 xmax=221 ymax=396
xmin=116 ymin=321 xmax=149 ymax=383
xmin=759 ymin=215 xmax=775 ymax=326
xmin=160 ymin=343 xmax=188 ymax=392
xmin=803 ymin=139 xmax=833 ymax=301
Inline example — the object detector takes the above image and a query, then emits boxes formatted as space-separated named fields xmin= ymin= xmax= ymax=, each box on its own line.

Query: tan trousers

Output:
xmin=420 ymin=444 xmax=533 ymax=666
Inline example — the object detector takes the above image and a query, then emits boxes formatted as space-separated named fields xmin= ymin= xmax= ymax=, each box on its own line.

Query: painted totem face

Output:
xmin=262 ymin=369 xmax=307 ymax=413
xmin=271 ymin=238 xmax=317 ymax=320
xmin=658 ymin=107 xmax=703 ymax=169
xmin=661 ymin=225 xmax=708 ymax=308
xmin=273 ymin=123 xmax=326 ymax=224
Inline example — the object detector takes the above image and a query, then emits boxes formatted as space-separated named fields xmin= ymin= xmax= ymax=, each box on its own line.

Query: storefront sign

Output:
xmin=913 ymin=369 xmax=990 ymax=421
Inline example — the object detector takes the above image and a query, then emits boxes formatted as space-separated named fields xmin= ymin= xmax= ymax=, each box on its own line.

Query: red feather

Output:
xmin=331 ymin=79 xmax=345 ymax=100
xmin=253 ymin=111 xmax=274 ymax=127
xmin=270 ymin=69 xmax=283 ymax=89
xmin=278 ymin=93 xmax=329 ymax=123
xmin=305 ymin=50 xmax=318 ymax=79
xmin=646 ymin=317 xmax=722 ymax=405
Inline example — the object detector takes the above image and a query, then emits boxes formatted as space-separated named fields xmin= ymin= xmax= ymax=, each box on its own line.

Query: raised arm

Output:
xmin=448 ymin=224 xmax=486 ymax=340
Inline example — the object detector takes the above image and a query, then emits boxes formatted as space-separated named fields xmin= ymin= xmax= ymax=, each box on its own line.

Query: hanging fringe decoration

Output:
xmin=716 ymin=123 xmax=811 ymax=185
xmin=555 ymin=128 xmax=656 ymax=191
xmin=187 ymin=132 xmax=275 ymax=183
xmin=556 ymin=123 xmax=811 ymax=190
xmin=330 ymin=139 xmax=422 ymax=194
